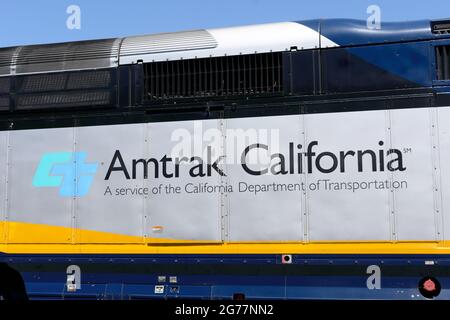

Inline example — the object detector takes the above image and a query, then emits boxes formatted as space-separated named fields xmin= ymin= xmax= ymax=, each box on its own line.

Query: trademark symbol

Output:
xmin=403 ymin=148 xmax=412 ymax=154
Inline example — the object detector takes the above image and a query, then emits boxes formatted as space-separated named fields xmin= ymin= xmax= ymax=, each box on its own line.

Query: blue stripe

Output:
xmin=3 ymin=253 xmax=448 ymax=299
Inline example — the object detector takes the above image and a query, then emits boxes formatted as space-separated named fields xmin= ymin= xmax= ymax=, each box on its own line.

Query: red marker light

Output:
xmin=418 ymin=277 xmax=441 ymax=299
xmin=423 ymin=279 xmax=436 ymax=292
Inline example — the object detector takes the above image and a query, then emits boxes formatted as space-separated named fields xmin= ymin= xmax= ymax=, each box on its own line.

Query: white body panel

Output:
xmin=119 ymin=22 xmax=338 ymax=65
xmin=0 ymin=107 xmax=447 ymax=243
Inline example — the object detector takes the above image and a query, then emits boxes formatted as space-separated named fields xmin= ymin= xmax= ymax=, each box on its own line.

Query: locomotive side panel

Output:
xmin=0 ymin=107 xmax=447 ymax=246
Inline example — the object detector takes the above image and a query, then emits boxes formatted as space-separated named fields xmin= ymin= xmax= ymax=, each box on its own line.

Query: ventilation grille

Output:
xmin=18 ymin=73 xmax=67 ymax=92
xmin=16 ymin=91 xmax=110 ymax=110
xmin=436 ymin=45 xmax=450 ymax=80
xmin=0 ymin=77 xmax=10 ymax=110
xmin=16 ymin=70 xmax=111 ymax=93
xmin=15 ymin=69 xmax=113 ymax=110
xmin=0 ymin=95 xmax=9 ymax=109
xmin=67 ymin=71 xmax=111 ymax=89
xmin=143 ymin=52 xmax=283 ymax=101
xmin=432 ymin=21 xmax=450 ymax=34
xmin=0 ymin=77 xmax=10 ymax=94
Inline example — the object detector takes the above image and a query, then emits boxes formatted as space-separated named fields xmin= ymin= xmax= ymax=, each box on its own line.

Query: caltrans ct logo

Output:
xmin=33 ymin=152 xmax=98 ymax=197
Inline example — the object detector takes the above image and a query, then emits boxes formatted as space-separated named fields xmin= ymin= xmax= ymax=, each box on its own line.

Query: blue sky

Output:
xmin=0 ymin=0 xmax=449 ymax=47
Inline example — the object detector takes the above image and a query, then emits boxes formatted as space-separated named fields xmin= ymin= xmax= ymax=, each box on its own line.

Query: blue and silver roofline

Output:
xmin=0 ymin=18 xmax=449 ymax=77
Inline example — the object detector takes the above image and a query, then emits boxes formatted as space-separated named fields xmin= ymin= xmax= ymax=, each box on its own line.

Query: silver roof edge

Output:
xmin=119 ymin=29 xmax=218 ymax=63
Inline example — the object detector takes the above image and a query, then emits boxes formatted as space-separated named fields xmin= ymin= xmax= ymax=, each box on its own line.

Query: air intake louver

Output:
xmin=432 ymin=21 xmax=450 ymax=34
xmin=16 ymin=91 xmax=110 ymax=110
xmin=436 ymin=45 xmax=450 ymax=80
xmin=143 ymin=52 xmax=283 ymax=102
xmin=0 ymin=77 xmax=10 ymax=110
xmin=0 ymin=77 xmax=10 ymax=94
xmin=15 ymin=70 xmax=113 ymax=110
xmin=0 ymin=96 xmax=9 ymax=109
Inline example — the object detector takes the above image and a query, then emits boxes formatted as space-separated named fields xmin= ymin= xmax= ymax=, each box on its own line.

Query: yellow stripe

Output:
xmin=1 ymin=221 xmax=450 ymax=255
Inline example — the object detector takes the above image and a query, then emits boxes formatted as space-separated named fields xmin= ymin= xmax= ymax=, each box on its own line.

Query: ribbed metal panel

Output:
xmin=120 ymin=30 xmax=217 ymax=59
xmin=0 ymin=38 xmax=121 ymax=76
xmin=0 ymin=47 xmax=17 ymax=76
